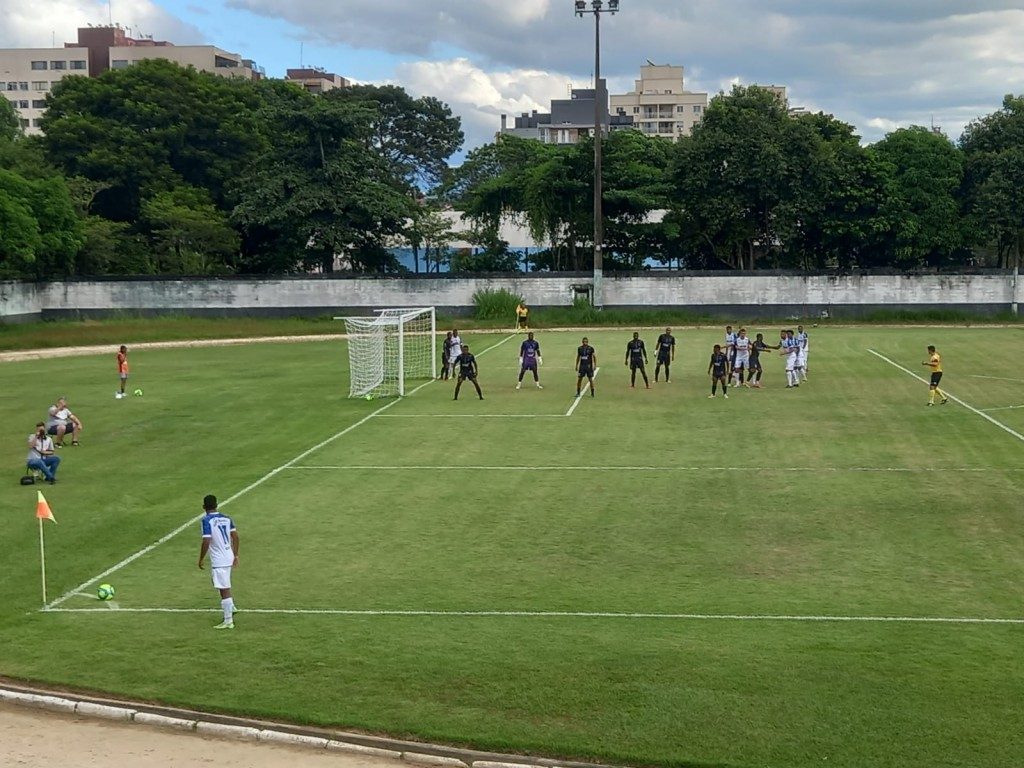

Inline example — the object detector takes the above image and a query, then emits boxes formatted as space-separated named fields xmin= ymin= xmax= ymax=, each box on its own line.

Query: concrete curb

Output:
xmin=0 ymin=683 xmax=619 ymax=768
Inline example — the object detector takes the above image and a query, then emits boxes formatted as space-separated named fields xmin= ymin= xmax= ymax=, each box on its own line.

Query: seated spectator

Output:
xmin=27 ymin=422 xmax=60 ymax=484
xmin=47 ymin=396 xmax=83 ymax=447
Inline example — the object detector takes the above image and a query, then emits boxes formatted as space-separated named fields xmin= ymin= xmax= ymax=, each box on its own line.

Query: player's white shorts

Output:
xmin=795 ymin=351 xmax=806 ymax=367
xmin=211 ymin=566 xmax=232 ymax=590
xmin=733 ymin=354 xmax=749 ymax=369
xmin=785 ymin=355 xmax=796 ymax=372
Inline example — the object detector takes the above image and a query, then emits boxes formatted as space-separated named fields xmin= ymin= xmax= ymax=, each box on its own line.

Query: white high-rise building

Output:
xmin=610 ymin=63 xmax=708 ymax=140
xmin=1 ymin=26 xmax=263 ymax=136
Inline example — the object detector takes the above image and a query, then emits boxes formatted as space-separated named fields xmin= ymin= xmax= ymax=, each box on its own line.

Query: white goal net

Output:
xmin=338 ymin=307 xmax=436 ymax=398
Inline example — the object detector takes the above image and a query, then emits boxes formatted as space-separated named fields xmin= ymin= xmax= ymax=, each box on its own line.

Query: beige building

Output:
xmin=285 ymin=68 xmax=350 ymax=94
xmin=2 ymin=27 xmax=262 ymax=135
xmin=0 ymin=48 xmax=89 ymax=132
xmin=610 ymin=63 xmax=708 ymax=140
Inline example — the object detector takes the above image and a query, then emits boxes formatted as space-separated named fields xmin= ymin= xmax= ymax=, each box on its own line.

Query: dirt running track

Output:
xmin=0 ymin=703 xmax=398 ymax=768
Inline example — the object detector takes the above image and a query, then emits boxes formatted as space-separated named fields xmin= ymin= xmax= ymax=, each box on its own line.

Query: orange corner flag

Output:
xmin=36 ymin=491 xmax=56 ymax=523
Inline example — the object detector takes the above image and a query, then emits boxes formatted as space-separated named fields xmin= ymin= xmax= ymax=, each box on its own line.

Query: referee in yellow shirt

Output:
xmin=922 ymin=345 xmax=949 ymax=406
xmin=515 ymin=301 xmax=529 ymax=331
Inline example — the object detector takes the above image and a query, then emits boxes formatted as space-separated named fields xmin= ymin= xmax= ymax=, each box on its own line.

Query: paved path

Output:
xmin=0 ymin=703 xmax=397 ymax=768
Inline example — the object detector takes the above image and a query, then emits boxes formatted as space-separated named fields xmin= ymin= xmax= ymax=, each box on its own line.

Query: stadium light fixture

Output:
xmin=574 ymin=0 xmax=621 ymax=308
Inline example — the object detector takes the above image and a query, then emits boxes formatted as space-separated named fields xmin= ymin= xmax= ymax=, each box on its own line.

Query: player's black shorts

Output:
xmin=517 ymin=317 xmax=528 ymax=328
xmin=458 ymin=371 xmax=476 ymax=380
xmin=749 ymin=359 xmax=762 ymax=371
xmin=578 ymin=367 xmax=594 ymax=379
xmin=930 ymin=372 xmax=943 ymax=387
xmin=712 ymin=368 xmax=727 ymax=379
xmin=630 ymin=360 xmax=646 ymax=370
xmin=657 ymin=354 xmax=671 ymax=364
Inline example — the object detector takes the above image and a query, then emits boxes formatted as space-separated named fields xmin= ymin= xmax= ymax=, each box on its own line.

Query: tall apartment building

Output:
xmin=285 ymin=68 xmax=350 ymax=94
xmin=499 ymin=79 xmax=634 ymax=145
xmin=610 ymin=63 xmax=708 ymax=140
xmin=0 ymin=48 xmax=89 ymax=132
xmin=2 ymin=26 xmax=263 ymax=135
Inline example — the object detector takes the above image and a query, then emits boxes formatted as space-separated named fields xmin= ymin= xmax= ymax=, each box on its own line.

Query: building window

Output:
xmin=693 ymin=105 xmax=703 ymax=114
xmin=19 ymin=118 xmax=29 ymax=128
xmin=70 ymin=60 xmax=87 ymax=70
xmin=111 ymin=59 xmax=129 ymax=69
xmin=51 ymin=61 xmax=67 ymax=70
xmin=32 ymin=99 xmax=46 ymax=109
xmin=19 ymin=82 xmax=29 ymax=91
xmin=676 ymin=105 xmax=686 ymax=113
xmin=18 ymin=100 xmax=29 ymax=109
xmin=31 ymin=81 xmax=48 ymax=91
xmin=30 ymin=61 xmax=47 ymax=70
xmin=32 ymin=118 xmax=43 ymax=127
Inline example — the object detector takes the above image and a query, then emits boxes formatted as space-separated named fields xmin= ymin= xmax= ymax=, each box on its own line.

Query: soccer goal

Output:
xmin=337 ymin=307 xmax=437 ymax=398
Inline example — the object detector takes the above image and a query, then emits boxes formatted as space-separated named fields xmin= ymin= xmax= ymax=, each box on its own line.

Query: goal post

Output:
xmin=336 ymin=307 xmax=436 ymax=398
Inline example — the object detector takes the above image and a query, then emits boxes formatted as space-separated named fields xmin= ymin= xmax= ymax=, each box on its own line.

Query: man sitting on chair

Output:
xmin=27 ymin=422 xmax=60 ymax=484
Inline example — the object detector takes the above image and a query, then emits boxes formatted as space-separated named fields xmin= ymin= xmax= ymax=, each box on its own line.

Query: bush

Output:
xmin=472 ymin=288 xmax=523 ymax=320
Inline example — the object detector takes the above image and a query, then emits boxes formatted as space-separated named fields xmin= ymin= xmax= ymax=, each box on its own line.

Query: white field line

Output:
xmin=43 ymin=334 xmax=517 ymax=612
xmin=565 ymin=367 xmax=600 ymax=416
xmin=981 ymin=404 xmax=1024 ymax=413
xmin=43 ymin=607 xmax=1024 ymax=625
xmin=285 ymin=465 xmax=1023 ymax=473
xmin=867 ymin=349 xmax=1024 ymax=445
xmin=969 ymin=375 xmax=1024 ymax=384
xmin=378 ymin=414 xmax=561 ymax=419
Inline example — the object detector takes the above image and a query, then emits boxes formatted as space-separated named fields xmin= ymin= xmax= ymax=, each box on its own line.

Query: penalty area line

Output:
xmin=43 ymin=335 xmax=518 ymax=613
xmin=867 ymin=349 xmax=1024 ymax=445
xmin=44 ymin=607 xmax=1024 ymax=625
xmin=566 ymin=367 xmax=600 ymax=416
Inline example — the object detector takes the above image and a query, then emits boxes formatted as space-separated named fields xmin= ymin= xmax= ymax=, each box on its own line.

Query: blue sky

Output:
xmin=5 ymin=1 xmax=1024 ymax=154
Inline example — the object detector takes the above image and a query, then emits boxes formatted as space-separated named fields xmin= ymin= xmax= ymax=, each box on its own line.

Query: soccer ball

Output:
xmin=133 ymin=388 xmax=143 ymax=397
xmin=97 ymin=584 xmax=115 ymax=601
xmin=364 ymin=393 xmax=374 ymax=401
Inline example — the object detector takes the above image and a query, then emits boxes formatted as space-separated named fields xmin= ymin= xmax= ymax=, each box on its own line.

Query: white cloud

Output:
xmin=394 ymin=57 xmax=573 ymax=152
xmin=226 ymin=0 xmax=1024 ymax=144
xmin=0 ymin=0 xmax=205 ymax=49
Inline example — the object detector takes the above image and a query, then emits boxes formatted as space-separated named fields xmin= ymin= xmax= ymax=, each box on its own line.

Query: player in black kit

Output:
xmin=575 ymin=337 xmax=597 ymax=397
xmin=625 ymin=332 xmax=649 ymax=389
xmin=654 ymin=327 xmax=675 ymax=383
xmin=708 ymin=344 xmax=729 ymax=398
xmin=453 ymin=344 xmax=483 ymax=400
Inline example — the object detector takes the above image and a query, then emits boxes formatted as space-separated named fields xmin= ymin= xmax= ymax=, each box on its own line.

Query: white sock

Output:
xmin=221 ymin=598 xmax=234 ymax=622
xmin=787 ymin=370 xmax=794 ymax=386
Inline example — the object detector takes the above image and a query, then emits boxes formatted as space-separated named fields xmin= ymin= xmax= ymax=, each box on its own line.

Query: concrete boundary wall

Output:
xmin=2 ymin=273 xmax=1021 ymax=322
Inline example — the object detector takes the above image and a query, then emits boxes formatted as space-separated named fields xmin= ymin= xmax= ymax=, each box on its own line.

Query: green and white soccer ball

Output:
xmin=97 ymin=583 xmax=115 ymax=601
xmin=364 ymin=393 xmax=374 ymax=401
xmin=133 ymin=388 xmax=143 ymax=397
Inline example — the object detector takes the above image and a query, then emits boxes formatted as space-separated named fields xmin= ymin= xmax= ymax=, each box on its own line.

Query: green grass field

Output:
xmin=1 ymin=326 xmax=1022 ymax=768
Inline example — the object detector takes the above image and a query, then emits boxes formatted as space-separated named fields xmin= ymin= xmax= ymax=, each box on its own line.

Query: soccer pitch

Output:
xmin=1 ymin=327 xmax=1022 ymax=768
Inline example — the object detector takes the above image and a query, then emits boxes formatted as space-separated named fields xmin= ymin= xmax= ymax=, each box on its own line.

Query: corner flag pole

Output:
xmin=36 ymin=491 xmax=56 ymax=607
xmin=39 ymin=517 xmax=47 ymax=605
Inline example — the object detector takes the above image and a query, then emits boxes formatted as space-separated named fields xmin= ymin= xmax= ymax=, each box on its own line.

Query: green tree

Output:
xmin=42 ymin=59 xmax=267 ymax=221
xmin=670 ymin=86 xmax=792 ymax=269
xmin=326 ymin=84 xmax=464 ymax=190
xmin=0 ymin=97 xmax=20 ymax=142
xmin=232 ymin=94 xmax=412 ymax=273
xmin=0 ymin=168 xmax=82 ymax=278
xmin=140 ymin=187 xmax=240 ymax=274
xmin=960 ymin=95 xmax=1024 ymax=269
xmin=870 ymin=127 xmax=965 ymax=267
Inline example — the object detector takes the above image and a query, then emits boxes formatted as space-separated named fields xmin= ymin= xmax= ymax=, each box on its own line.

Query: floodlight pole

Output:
xmin=576 ymin=0 xmax=618 ymax=309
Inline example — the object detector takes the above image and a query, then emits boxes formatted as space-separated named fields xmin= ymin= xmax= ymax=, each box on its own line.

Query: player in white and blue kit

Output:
xmin=724 ymin=325 xmax=737 ymax=377
xmin=782 ymin=329 xmax=800 ymax=388
xmin=795 ymin=325 xmax=809 ymax=381
xmin=197 ymin=494 xmax=239 ymax=630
